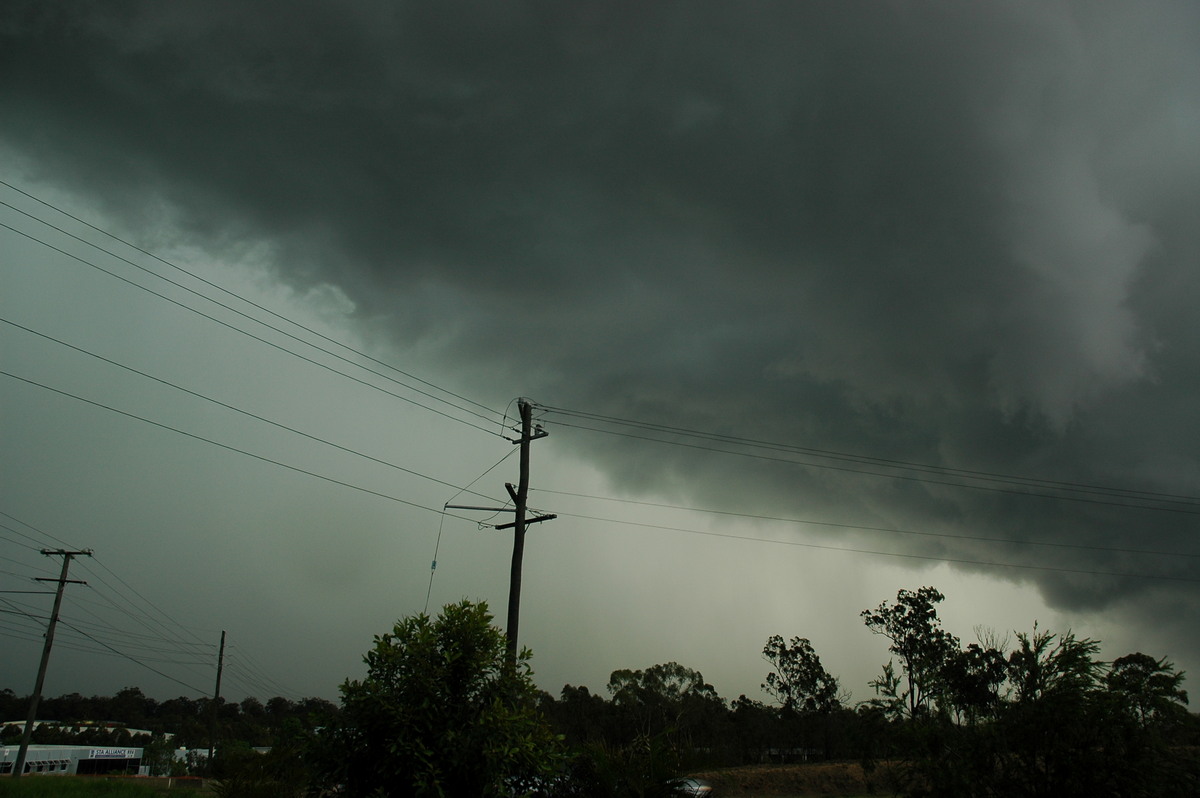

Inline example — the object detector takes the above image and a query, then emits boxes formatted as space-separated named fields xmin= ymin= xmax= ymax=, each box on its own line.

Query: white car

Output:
xmin=675 ymin=777 xmax=714 ymax=796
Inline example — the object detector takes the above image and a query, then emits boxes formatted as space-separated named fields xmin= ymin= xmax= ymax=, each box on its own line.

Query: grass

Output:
xmin=0 ymin=777 xmax=207 ymax=797
xmin=690 ymin=761 xmax=900 ymax=797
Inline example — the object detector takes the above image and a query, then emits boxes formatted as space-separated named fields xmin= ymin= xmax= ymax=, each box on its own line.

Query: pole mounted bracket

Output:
xmin=495 ymin=513 xmax=557 ymax=531
xmin=510 ymin=428 xmax=549 ymax=445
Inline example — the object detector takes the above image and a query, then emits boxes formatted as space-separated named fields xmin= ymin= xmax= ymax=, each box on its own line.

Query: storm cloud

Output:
xmin=3 ymin=1 xmax=1199 ymax=700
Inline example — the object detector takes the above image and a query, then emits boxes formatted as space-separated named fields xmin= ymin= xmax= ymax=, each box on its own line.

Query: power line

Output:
xmin=0 ymin=513 xmax=294 ymax=698
xmin=1 ymin=513 xmax=211 ymax=653
xmin=539 ymin=407 xmax=1200 ymax=515
xmin=533 ymin=488 xmax=1200 ymax=561
xmin=5 ymin=570 xmax=219 ymax=690
xmin=221 ymin=662 xmax=281 ymax=702
xmin=426 ymin=448 xmax=518 ymax=613
xmin=542 ymin=404 xmax=1200 ymax=504
xmin=542 ymin=405 xmax=1200 ymax=505
xmin=0 ymin=179 xmax=501 ymax=423
xmin=0 ymin=608 xmax=207 ymax=669
xmin=0 ymin=524 xmax=52 ymax=554
xmin=547 ymin=509 xmax=1200 ymax=584
xmin=2 ymin=514 xmax=209 ymax=646
xmin=223 ymin=647 xmax=302 ymax=701
xmin=0 ymin=552 xmax=57 ymax=578
xmin=0 ymin=218 xmax=501 ymax=437
xmin=1 ymin=368 xmax=506 ymax=524
xmin=55 ymin=618 xmax=209 ymax=695
xmin=0 ymin=511 xmax=78 ymax=551
xmin=61 ymin=596 xmax=213 ymax=657
xmin=0 ymin=316 xmax=504 ymax=507
xmin=75 ymin=559 xmax=213 ymax=652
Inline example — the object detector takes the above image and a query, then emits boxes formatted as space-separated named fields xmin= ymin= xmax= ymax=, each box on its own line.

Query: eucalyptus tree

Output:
xmin=761 ymin=635 xmax=842 ymax=714
xmin=861 ymin=586 xmax=960 ymax=719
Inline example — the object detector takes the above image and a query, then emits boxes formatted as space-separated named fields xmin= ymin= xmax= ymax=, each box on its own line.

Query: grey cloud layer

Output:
xmin=3 ymin=1 xmax=1199 ymax=609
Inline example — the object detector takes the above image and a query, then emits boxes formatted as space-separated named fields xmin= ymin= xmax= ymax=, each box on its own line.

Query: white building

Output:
xmin=0 ymin=744 xmax=143 ymax=776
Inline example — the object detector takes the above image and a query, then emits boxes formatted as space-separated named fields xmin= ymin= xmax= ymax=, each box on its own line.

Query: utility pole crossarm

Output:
xmin=510 ymin=427 xmax=549 ymax=445
xmin=443 ymin=505 xmax=514 ymax=513
xmin=494 ymin=513 xmax=556 ymax=531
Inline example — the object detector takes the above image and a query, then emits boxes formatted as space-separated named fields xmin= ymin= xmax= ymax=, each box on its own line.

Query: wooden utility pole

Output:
xmin=504 ymin=399 xmax=536 ymax=665
xmin=207 ymin=630 xmax=226 ymax=768
xmin=12 ymin=548 xmax=91 ymax=779
xmin=446 ymin=398 xmax=553 ymax=667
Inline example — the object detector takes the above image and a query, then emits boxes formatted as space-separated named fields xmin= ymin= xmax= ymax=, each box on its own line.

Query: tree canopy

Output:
xmin=322 ymin=599 xmax=563 ymax=797
xmin=861 ymin=586 xmax=960 ymax=719
xmin=761 ymin=635 xmax=841 ymax=714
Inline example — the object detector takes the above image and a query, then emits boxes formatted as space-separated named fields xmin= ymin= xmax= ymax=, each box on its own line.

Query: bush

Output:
xmin=316 ymin=600 xmax=565 ymax=796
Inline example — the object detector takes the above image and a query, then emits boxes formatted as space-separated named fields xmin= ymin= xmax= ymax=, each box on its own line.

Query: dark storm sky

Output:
xmin=2 ymin=1 xmax=1198 ymax=703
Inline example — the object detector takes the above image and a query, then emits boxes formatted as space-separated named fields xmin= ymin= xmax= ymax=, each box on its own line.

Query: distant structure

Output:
xmin=0 ymin=720 xmax=156 ymax=739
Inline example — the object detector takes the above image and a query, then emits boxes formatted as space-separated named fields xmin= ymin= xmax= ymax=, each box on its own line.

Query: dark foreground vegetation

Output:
xmin=0 ymin=777 xmax=192 ymax=797
xmin=5 ymin=587 xmax=1198 ymax=796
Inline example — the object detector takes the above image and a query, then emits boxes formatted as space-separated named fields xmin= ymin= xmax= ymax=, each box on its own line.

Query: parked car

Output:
xmin=674 ymin=777 xmax=713 ymax=796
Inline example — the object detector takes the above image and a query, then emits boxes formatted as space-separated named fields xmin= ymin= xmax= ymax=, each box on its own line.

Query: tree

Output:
xmin=761 ymin=635 xmax=844 ymax=761
xmin=239 ymin=697 xmax=265 ymax=718
xmin=856 ymin=588 xmax=1198 ymax=798
xmin=761 ymin=635 xmax=841 ymax=714
xmin=993 ymin=627 xmax=1113 ymax=798
xmin=141 ymin=733 xmax=178 ymax=777
xmin=547 ymin=684 xmax=613 ymax=747
xmin=861 ymin=586 xmax=959 ymax=719
xmin=111 ymin=686 xmax=156 ymax=728
xmin=607 ymin=662 xmax=725 ymax=745
xmin=728 ymin=695 xmax=776 ymax=764
xmin=265 ymin=697 xmax=295 ymax=720
xmin=321 ymin=599 xmax=564 ymax=797
xmin=1105 ymin=652 xmax=1188 ymax=730
xmin=939 ymin=642 xmax=1007 ymax=724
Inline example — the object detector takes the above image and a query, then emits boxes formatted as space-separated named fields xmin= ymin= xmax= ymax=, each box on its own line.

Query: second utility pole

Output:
xmin=207 ymin=630 xmax=226 ymax=768
xmin=12 ymin=548 xmax=91 ymax=779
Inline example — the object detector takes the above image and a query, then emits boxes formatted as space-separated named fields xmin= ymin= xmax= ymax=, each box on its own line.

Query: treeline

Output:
xmin=539 ymin=662 xmax=858 ymax=769
xmin=0 ymin=687 xmax=338 ymax=749
xmin=534 ymin=586 xmax=1200 ymax=796
xmin=5 ymin=587 xmax=1200 ymax=796
xmin=851 ymin=586 xmax=1200 ymax=796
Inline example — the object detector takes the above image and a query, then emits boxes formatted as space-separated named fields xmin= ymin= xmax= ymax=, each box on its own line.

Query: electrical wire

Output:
xmin=5 ymin=183 xmax=1197 ymax=693
xmin=0 ymin=511 xmax=78 ymax=550
xmin=539 ymin=407 xmax=1200 ymax=515
xmin=425 ymin=448 xmax=518 ymax=613
xmin=222 ymin=647 xmax=303 ymax=700
xmin=0 ymin=523 xmax=50 ymax=553
xmin=0 ymin=179 xmax=500 ymax=423
xmin=547 ymin=509 xmax=1200 ymax=584
xmin=76 ymin=559 xmax=214 ymax=651
xmin=55 ymin=618 xmax=209 ymax=695
xmin=2 ymin=513 xmax=213 ymax=655
xmin=540 ymin=404 xmax=1200 ymax=504
xmin=0 ymin=592 xmax=210 ymax=691
xmin=532 ymin=488 xmax=1200 ymax=561
xmin=0 ymin=218 xmax=502 ymax=437
xmin=0 ymin=553 xmax=56 ymax=577
xmin=0 ymin=316 xmax=505 ymax=508
xmin=1 ymin=368 xmax=504 ymax=524
xmin=6 ymin=182 xmax=1193 ymax=519
xmin=0 ymin=513 xmax=296 ymax=699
